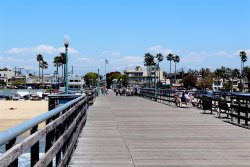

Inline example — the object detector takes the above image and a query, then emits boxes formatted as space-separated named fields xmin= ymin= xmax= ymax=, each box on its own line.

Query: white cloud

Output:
xmin=182 ymin=52 xmax=208 ymax=63
xmin=147 ymin=45 xmax=172 ymax=56
xmin=77 ymin=55 xmax=91 ymax=61
xmin=4 ymin=44 xmax=79 ymax=55
xmin=233 ymin=49 xmax=250 ymax=56
xmin=100 ymin=51 xmax=121 ymax=57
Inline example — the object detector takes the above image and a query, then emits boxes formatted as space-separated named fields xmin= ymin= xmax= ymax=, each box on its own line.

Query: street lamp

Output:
xmin=154 ymin=57 xmax=157 ymax=101
xmin=64 ymin=35 xmax=69 ymax=94
xmin=97 ymin=68 xmax=101 ymax=96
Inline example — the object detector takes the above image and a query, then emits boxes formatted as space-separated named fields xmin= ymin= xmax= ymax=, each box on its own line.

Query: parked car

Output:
xmin=30 ymin=94 xmax=41 ymax=101
xmin=12 ymin=94 xmax=21 ymax=101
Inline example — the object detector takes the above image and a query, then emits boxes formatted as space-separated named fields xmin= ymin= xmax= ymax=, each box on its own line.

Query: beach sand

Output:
xmin=0 ymin=100 xmax=48 ymax=131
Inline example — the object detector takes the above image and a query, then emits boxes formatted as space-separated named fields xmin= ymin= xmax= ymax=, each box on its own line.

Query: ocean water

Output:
xmin=0 ymin=89 xmax=45 ymax=97
xmin=0 ymin=141 xmax=56 ymax=167
xmin=0 ymin=152 xmax=55 ymax=167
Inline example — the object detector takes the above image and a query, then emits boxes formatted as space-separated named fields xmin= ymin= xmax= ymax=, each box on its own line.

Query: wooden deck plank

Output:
xmin=69 ymin=91 xmax=250 ymax=167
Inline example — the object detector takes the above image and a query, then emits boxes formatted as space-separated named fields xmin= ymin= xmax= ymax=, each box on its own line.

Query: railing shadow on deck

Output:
xmin=0 ymin=89 xmax=97 ymax=167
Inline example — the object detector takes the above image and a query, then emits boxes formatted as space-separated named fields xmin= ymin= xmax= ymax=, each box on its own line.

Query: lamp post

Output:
xmin=154 ymin=58 xmax=157 ymax=101
xmin=154 ymin=64 xmax=157 ymax=101
xmin=64 ymin=36 xmax=69 ymax=94
xmin=97 ymin=68 xmax=100 ymax=96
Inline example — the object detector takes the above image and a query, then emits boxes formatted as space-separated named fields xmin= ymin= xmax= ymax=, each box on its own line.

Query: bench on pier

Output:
xmin=202 ymin=98 xmax=213 ymax=114
xmin=218 ymin=101 xmax=230 ymax=118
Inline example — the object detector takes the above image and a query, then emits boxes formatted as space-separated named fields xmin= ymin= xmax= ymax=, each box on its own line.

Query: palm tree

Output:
xmin=166 ymin=53 xmax=174 ymax=81
xmin=144 ymin=53 xmax=155 ymax=87
xmin=173 ymin=55 xmax=180 ymax=84
xmin=239 ymin=51 xmax=247 ymax=76
xmin=135 ymin=66 xmax=141 ymax=71
xmin=36 ymin=54 xmax=43 ymax=81
xmin=53 ymin=56 xmax=61 ymax=88
xmin=156 ymin=53 xmax=163 ymax=84
xmin=59 ymin=52 xmax=66 ymax=82
xmin=40 ymin=61 xmax=48 ymax=83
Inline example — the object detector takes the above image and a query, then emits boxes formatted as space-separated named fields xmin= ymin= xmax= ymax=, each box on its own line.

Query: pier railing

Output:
xmin=140 ymin=88 xmax=250 ymax=128
xmin=0 ymin=94 xmax=89 ymax=167
xmin=140 ymin=88 xmax=177 ymax=105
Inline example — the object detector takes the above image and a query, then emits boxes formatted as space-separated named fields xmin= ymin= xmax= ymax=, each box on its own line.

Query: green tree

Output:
xmin=200 ymin=68 xmax=211 ymax=78
xmin=135 ymin=66 xmax=141 ymax=71
xmin=224 ymin=81 xmax=233 ymax=91
xmin=196 ymin=75 xmax=213 ymax=90
xmin=240 ymin=51 xmax=247 ymax=76
xmin=232 ymin=68 xmax=240 ymax=79
xmin=106 ymin=71 xmax=122 ymax=88
xmin=118 ymin=74 xmax=129 ymax=87
xmin=36 ymin=54 xmax=43 ymax=80
xmin=84 ymin=72 xmax=99 ymax=87
xmin=243 ymin=66 xmax=250 ymax=91
xmin=183 ymin=74 xmax=197 ymax=89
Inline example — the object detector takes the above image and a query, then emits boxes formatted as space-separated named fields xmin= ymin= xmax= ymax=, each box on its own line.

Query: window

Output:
xmin=69 ymin=80 xmax=73 ymax=82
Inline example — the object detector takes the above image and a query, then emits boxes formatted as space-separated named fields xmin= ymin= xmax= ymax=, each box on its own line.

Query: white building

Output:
xmin=68 ymin=75 xmax=85 ymax=91
xmin=124 ymin=69 xmax=167 ymax=86
xmin=0 ymin=70 xmax=15 ymax=85
xmin=213 ymin=78 xmax=223 ymax=90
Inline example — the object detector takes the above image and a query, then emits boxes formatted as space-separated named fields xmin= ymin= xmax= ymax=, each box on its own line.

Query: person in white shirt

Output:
xmin=183 ymin=91 xmax=194 ymax=103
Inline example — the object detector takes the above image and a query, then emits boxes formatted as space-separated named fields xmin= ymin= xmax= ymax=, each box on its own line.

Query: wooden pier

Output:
xmin=69 ymin=91 xmax=250 ymax=167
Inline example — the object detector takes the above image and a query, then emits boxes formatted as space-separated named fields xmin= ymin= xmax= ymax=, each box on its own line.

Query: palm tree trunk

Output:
xmin=147 ymin=66 xmax=149 ymax=87
xmin=57 ymin=64 xmax=59 ymax=89
xmin=175 ymin=62 xmax=176 ymax=84
xmin=38 ymin=62 xmax=40 ymax=80
xmin=158 ymin=62 xmax=160 ymax=84
xmin=170 ymin=61 xmax=172 ymax=84
xmin=41 ymin=68 xmax=43 ymax=84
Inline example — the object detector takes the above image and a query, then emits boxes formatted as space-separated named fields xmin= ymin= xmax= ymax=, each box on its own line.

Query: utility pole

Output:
xmin=13 ymin=66 xmax=17 ymax=76
xmin=17 ymin=68 xmax=24 ymax=75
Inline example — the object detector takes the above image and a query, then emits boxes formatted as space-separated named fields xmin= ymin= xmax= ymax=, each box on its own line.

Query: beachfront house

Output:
xmin=124 ymin=68 xmax=166 ymax=87
xmin=212 ymin=78 xmax=223 ymax=91
xmin=0 ymin=70 xmax=15 ymax=86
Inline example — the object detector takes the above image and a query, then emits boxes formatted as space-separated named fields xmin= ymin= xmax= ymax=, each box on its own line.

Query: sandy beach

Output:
xmin=0 ymin=100 xmax=48 ymax=131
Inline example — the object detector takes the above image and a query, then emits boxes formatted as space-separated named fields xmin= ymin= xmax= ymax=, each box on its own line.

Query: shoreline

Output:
xmin=0 ymin=100 xmax=48 ymax=131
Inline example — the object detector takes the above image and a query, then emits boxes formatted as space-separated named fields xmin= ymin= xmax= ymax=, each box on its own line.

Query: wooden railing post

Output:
xmin=56 ymin=124 xmax=62 ymax=166
xmin=31 ymin=125 xmax=39 ymax=166
xmin=245 ymin=104 xmax=248 ymax=126
xmin=45 ymin=118 xmax=54 ymax=167
xmin=6 ymin=138 xmax=18 ymax=167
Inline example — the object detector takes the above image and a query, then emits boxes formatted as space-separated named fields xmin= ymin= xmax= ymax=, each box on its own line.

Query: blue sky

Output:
xmin=0 ymin=0 xmax=249 ymax=76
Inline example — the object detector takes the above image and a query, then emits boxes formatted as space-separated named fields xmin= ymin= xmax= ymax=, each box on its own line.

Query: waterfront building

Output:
xmin=68 ymin=75 xmax=85 ymax=91
xmin=0 ymin=70 xmax=15 ymax=86
xmin=124 ymin=69 xmax=166 ymax=87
